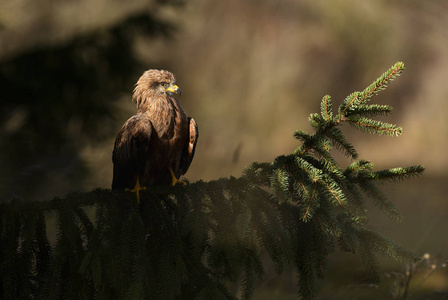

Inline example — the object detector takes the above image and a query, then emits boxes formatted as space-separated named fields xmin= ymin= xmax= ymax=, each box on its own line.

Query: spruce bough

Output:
xmin=0 ymin=62 xmax=424 ymax=300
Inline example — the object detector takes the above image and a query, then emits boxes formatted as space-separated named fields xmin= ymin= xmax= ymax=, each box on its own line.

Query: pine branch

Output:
xmin=0 ymin=62 xmax=424 ymax=300
xmin=338 ymin=62 xmax=405 ymax=117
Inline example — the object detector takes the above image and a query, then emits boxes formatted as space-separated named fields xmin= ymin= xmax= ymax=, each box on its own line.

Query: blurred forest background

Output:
xmin=1 ymin=0 xmax=447 ymax=298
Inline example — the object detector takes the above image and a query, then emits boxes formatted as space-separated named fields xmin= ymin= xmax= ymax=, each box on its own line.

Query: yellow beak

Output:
xmin=165 ymin=84 xmax=181 ymax=96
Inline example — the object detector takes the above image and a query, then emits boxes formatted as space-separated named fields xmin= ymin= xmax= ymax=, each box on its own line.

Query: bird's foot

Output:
xmin=169 ymin=168 xmax=186 ymax=186
xmin=125 ymin=177 xmax=147 ymax=204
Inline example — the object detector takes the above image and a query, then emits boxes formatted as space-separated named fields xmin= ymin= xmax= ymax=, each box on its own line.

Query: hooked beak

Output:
xmin=165 ymin=84 xmax=181 ymax=96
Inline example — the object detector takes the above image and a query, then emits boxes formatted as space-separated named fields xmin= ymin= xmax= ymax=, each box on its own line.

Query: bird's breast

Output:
xmin=148 ymin=98 xmax=188 ymax=140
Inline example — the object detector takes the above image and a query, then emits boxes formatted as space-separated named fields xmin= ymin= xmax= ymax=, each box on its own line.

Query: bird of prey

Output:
xmin=112 ymin=69 xmax=198 ymax=202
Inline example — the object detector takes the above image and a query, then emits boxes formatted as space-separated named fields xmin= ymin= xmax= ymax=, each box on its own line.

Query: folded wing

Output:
xmin=180 ymin=117 xmax=198 ymax=176
xmin=112 ymin=114 xmax=153 ymax=190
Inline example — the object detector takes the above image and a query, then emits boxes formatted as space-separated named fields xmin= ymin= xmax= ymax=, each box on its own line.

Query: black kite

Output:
xmin=112 ymin=69 xmax=198 ymax=201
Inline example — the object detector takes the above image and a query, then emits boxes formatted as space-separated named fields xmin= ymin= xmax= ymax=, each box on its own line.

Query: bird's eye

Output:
xmin=161 ymin=82 xmax=168 ymax=87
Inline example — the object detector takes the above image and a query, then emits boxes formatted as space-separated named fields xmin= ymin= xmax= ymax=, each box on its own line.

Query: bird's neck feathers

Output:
xmin=133 ymin=84 xmax=151 ymax=111
xmin=133 ymin=89 xmax=178 ymax=113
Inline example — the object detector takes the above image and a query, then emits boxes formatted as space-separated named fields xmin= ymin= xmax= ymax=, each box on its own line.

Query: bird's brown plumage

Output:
xmin=112 ymin=69 xmax=198 ymax=189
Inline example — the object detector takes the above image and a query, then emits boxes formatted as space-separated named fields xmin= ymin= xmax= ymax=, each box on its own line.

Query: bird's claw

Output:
xmin=126 ymin=177 xmax=146 ymax=203
xmin=169 ymin=168 xmax=186 ymax=186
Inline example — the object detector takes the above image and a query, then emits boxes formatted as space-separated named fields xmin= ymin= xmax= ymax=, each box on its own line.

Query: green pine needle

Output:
xmin=358 ymin=62 xmax=405 ymax=103
xmin=338 ymin=62 xmax=404 ymax=117
xmin=293 ymin=130 xmax=312 ymax=142
xmin=320 ymin=95 xmax=333 ymax=121
xmin=338 ymin=92 xmax=361 ymax=116
xmin=270 ymin=164 xmax=291 ymax=204
xmin=346 ymin=116 xmax=403 ymax=136
xmin=364 ymin=166 xmax=425 ymax=183
xmin=345 ymin=159 xmax=374 ymax=176
xmin=326 ymin=127 xmax=358 ymax=159
xmin=357 ymin=179 xmax=403 ymax=222
xmin=346 ymin=104 xmax=393 ymax=117
xmin=309 ymin=113 xmax=325 ymax=130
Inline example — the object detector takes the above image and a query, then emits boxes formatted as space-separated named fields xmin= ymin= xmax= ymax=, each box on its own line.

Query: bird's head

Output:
xmin=133 ymin=69 xmax=181 ymax=110
xmin=159 ymin=81 xmax=181 ymax=97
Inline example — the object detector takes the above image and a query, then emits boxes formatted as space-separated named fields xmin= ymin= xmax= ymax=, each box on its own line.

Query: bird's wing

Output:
xmin=179 ymin=117 xmax=198 ymax=176
xmin=112 ymin=114 xmax=153 ymax=189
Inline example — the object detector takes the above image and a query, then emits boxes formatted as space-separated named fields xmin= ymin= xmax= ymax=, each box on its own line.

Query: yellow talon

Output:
xmin=125 ymin=177 xmax=146 ymax=203
xmin=169 ymin=168 xmax=186 ymax=186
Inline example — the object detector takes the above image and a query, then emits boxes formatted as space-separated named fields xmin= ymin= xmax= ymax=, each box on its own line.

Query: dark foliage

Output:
xmin=0 ymin=9 xmax=176 ymax=201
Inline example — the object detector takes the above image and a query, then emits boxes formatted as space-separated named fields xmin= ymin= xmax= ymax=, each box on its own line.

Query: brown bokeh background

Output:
xmin=1 ymin=0 xmax=447 ymax=298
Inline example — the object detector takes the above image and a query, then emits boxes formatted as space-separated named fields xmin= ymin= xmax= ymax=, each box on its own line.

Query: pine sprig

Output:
xmin=346 ymin=116 xmax=403 ymax=136
xmin=338 ymin=92 xmax=362 ymax=117
xmin=320 ymin=95 xmax=333 ymax=121
xmin=363 ymin=166 xmax=425 ymax=183
xmin=338 ymin=62 xmax=405 ymax=117
xmin=345 ymin=159 xmax=374 ymax=176
xmin=346 ymin=104 xmax=394 ymax=118
xmin=357 ymin=61 xmax=405 ymax=103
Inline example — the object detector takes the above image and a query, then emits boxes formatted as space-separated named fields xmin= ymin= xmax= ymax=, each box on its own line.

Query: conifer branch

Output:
xmin=337 ymin=62 xmax=405 ymax=117
xmin=0 ymin=62 xmax=424 ymax=300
